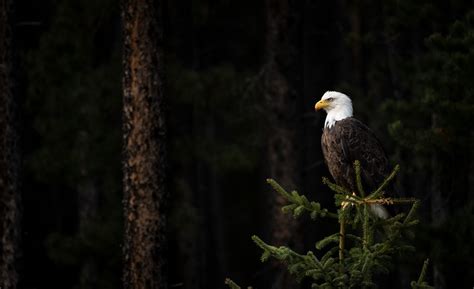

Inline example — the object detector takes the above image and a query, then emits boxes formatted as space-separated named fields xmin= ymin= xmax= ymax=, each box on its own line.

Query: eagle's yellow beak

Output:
xmin=315 ymin=100 xmax=328 ymax=111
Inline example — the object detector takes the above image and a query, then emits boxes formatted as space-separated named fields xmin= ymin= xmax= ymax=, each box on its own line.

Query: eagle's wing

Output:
xmin=322 ymin=117 xmax=392 ymax=194
xmin=322 ymin=117 xmax=397 ymax=218
xmin=338 ymin=118 xmax=392 ymax=193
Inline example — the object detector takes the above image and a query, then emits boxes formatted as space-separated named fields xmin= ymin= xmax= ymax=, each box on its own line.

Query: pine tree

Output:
xmin=227 ymin=161 xmax=433 ymax=289
xmin=122 ymin=0 xmax=168 ymax=288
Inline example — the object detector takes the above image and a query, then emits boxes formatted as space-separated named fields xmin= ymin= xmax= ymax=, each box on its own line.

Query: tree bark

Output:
xmin=122 ymin=0 xmax=167 ymax=289
xmin=0 ymin=0 xmax=20 ymax=288
xmin=264 ymin=0 xmax=301 ymax=288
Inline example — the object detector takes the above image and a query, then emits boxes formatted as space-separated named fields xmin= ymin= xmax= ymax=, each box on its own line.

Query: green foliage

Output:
xmin=25 ymin=0 xmax=121 ymax=185
xmin=385 ymin=10 xmax=474 ymax=156
xmin=381 ymin=11 xmax=474 ymax=286
xmin=229 ymin=161 xmax=432 ymax=288
xmin=166 ymin=61 xmax=263 ymax=172
xmin=348 ymin=5 xmax=474 ymax=287
xmin=411 ymin=259 xmax=433 ymax=289
xmin=266 ymin=179 xmax=337 ymax=220
xmin=225 ymin=278 xmax=254 ymax=289
xmin=225 ymin=278 xmax=242 ymax=289
xmin=380 ymin=8 xmax=474 ymax=190
xmin=24 ymin=1 xmax=122 ymax=288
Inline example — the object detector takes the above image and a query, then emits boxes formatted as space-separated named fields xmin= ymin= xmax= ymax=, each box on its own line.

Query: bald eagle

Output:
xmin=315 ymin=91 xmax=394 ymax=218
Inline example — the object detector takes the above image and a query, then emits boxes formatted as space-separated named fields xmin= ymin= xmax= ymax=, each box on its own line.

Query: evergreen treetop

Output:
xmin=227 ymin=161 xmax=432 ymax=289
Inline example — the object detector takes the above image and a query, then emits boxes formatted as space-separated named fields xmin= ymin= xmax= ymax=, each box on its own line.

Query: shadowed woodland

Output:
xmin=0 ymin=0 xmax=473 ymax=289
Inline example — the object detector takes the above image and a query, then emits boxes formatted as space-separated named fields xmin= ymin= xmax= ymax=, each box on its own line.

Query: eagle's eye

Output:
xmin=326 ymin=97 xmax=334 ymax=102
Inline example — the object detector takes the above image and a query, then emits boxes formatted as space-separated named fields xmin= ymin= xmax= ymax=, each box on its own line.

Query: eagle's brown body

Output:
xmin=321 ymin=117 xmax=392 ymax=193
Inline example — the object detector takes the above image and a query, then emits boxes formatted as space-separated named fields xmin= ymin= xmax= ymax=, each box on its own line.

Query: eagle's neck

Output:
xmin=325 ymin=106 xmax=353 ymax=128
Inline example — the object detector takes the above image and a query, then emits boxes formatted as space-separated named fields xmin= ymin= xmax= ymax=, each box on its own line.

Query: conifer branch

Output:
xmin=315 ymin=233 xmax=339 ymax=250
xmin=322 ymin=177 xmax=351 ymax=195
xmin=338 ymin=196 xmax=417 ymax=207
xmin=339 ymin=217 xmax=345 ymax=264
xmin=266 ymin=179 xmax=338 ymax=219
xmin=372 ymin=164 xmax=400 ymax=196
xmin=404 ymin=201 xmax=420 ymax=224
xmin=363 ymin=198 xmax=394 ymax=205
xmin=225 ymin=278 xmax=253 ymax=289
xmin=362 ymin=205 xmax=371 ymax=250
xmin=354 ymin=160 xmax=366 ymax=197
xmin=417 ymin=259 xmax=429 ymax=284
xmin=393 ymin=197 xmax=419 ymax=203
xmin=252 ymin=235 xmax=339 ymax=286
xmin=225 ymin=278 xmax=241 ymax=289
xmin=410 ymin=259 xmax=433 ymax=289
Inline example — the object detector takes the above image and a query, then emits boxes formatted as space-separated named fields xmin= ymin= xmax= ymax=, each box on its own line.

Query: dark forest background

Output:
xmin=11 ymin=0 xmax=474 ymax=288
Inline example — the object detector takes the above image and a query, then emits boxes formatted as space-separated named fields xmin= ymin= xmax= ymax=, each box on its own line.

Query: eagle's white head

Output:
xmin=315 ymin=91 xmax=353 ymax=128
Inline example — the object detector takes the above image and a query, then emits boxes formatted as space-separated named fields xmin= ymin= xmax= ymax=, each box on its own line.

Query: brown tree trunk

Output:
xmin=264 ymin=0 xmax=300 ymax=288
xmin=122 ymin=0 xmax=167 ymax=289
xmin=0 ymin=0 xmax=20 ymax=288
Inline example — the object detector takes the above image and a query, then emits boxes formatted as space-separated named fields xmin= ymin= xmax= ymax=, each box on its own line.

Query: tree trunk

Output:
xmin=0 ymin=0 xmax=20 ymax=288
xmin=122 ymin=0 xmax=167 ymax=289
xmin=264 ymin=0 xmax=301 ymax=288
